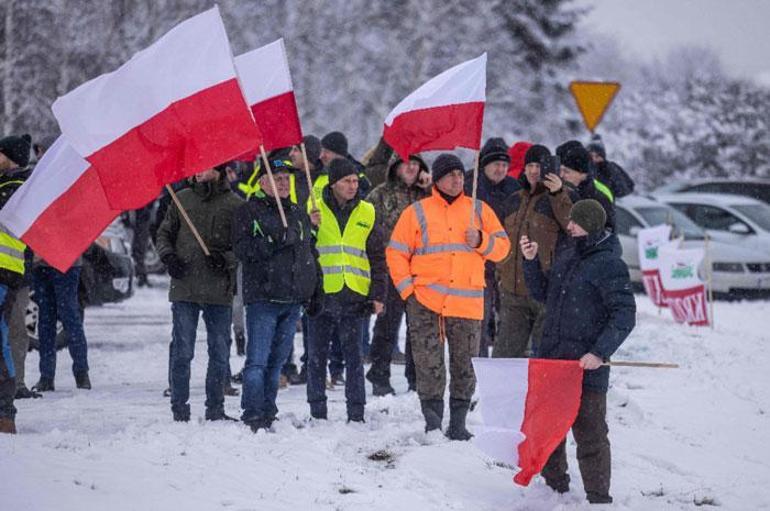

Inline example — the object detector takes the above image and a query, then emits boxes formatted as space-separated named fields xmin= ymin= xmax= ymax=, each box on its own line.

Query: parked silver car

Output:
xmin=616 ymin=195 xmax=770 ymax=298
xmin=658 ymin=193 xmax=770 ymax=255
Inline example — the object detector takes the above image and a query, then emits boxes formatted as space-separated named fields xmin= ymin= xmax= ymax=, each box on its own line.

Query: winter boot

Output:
xmin=0 ymin=417 xmax=16 ymax=434
xmin=15 ymin=386 xmax=43 ymax=399
xmin=205 ymin=410 xmax=239 ymax=422
xmin=235 ymin=332 xmax=246 ymax=357
xmin=446 ymin=398 xmax=473 ymax=441
xmin=420 ymin=399 xmax=444 ymax=433
xmin=371 ymin=381 xmax=396 ymax=397
xmin=288 ymin=368 xmax=306 ymax=385
xmin=32 ymin=378 xmax=55 ymax=392
xmin=586 ymin=493 xmax=613 ymax=504
xmin=75 ymin=372 xmax=91 ymax=390
xmin=223 ymin=382 xmax=240 ymax=397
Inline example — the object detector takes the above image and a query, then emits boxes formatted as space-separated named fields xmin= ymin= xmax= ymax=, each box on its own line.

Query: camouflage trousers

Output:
xmin=405 ymin=296 xmax=480 ymax=402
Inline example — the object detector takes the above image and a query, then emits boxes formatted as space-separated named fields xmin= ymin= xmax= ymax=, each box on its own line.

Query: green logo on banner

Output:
xmin=672 ymin=264 xmax=694 ymax=279
xmin=645 ymin=247 xmax=658 ymax=260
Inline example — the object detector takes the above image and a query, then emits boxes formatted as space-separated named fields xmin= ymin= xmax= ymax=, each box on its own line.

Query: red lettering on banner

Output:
xmin=663 ymin=285 xmax=709 ymax=326
xmin=642 ymin=270 xmax=668 ymax=307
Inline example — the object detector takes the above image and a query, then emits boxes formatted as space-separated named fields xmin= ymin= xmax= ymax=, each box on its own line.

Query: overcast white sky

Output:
xmin=578 ymin=0 xmax=770 ymax=84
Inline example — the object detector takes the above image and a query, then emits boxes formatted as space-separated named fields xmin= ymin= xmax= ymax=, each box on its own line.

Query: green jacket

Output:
xmin=156 ymin=178 xmax=243 ymax=305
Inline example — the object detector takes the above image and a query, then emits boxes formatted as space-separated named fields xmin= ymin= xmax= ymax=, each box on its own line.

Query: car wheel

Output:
xmin=25 ymin=290 xmax=75 ymax=352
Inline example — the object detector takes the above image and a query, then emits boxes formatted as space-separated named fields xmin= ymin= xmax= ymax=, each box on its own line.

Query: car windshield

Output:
xmin=636 ymin=206 xmax=705 ymax=239
xmin=733 ymin=204 xmax=770 ymax=232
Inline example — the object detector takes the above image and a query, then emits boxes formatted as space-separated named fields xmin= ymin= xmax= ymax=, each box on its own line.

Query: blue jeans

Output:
xmin=241 ymin=301 xmax=301 ymax=423
xmin=0 ymin=284 xmax=16 ymax=419
xmin=33 ymin=266 xmax=89 ymax=380
xmin=169 ymin=301 xmax=232 ymax=419
xmin=307 ymin=311 xmax=366 ymax=420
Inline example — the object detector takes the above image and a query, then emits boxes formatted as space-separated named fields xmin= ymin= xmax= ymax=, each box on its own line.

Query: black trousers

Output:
xmin=541 ymin=390 xmax=611 ymax=502
xmin=366 ymin=281 xmax=415 ymax=388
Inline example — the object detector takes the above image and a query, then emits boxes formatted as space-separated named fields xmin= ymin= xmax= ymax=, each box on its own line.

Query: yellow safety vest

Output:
xmin=239 ymin=163 xmax=298 ymax=204
xmin=593 ymin=179 xmax=614 ymax=203
xmin=0 ymin=180 xmax=26 ymax=275
xmin=316 ymin=197 xmax=375 ymax=297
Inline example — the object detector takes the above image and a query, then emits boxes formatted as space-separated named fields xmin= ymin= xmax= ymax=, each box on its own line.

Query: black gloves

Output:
xmin=162 ymin=254 xmax=186 ymax=280
xmin=282 ymin=225 xmax=300 ymax=246
xmin=205 ymin=251 xmax=228 ymax=271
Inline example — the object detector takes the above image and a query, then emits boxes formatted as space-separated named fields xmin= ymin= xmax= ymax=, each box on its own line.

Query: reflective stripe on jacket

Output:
xmin=386 ymin=190 xmax=511 ymax=320
xmin=0 ymin=223 xmax=25 ymax=275
xmin=316 ymin=196 xmax=375 ymax=297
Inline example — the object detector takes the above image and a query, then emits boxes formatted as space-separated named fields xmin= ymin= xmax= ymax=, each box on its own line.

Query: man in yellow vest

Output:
xmin=0 ymin=133 xmax=32 ymax=434
xmin=307 ymin=158 xmax=386 ymax=423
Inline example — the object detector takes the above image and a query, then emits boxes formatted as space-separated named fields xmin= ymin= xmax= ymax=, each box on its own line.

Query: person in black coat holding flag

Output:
xmin=233 ymin=159 xmax=323 ymax=432
xmin=521 ymin=199 xmax=635 ymax=505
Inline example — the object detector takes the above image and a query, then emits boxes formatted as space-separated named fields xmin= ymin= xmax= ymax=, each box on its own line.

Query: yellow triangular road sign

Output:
xmin=569 ymin=81 xmax=621 ymax=133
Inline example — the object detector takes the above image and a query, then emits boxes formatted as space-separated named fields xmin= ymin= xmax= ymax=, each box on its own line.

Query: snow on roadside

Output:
xmin=2 ymin=282 xmax=769 ymax=510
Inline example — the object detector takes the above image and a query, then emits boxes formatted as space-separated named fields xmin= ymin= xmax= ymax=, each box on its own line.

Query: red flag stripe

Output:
xmin=250 ymin=91 xmax=303 ymax=151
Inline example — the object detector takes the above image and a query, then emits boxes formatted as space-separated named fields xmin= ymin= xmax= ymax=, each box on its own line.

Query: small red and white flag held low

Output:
xmin=472 ymin=358 xmax=584 ymax=486
xmin=52 ymin=6 xmax=261 ymax=210
xmin=235 ymin=38 xmax=303 ymax=154
xmin=383 ymin=53 xmax=487 ymax=161
xmin=0 ymin=137 xmax=120 ymax=272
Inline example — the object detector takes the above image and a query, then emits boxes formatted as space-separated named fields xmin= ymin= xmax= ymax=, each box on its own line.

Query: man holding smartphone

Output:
xmin=495 ymin=145 xmax=573 ymax=358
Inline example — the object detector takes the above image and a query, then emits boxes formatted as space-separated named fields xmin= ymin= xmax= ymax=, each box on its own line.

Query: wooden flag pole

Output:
xmin=300 ymin=142 xmax=318 ymax=211
xmin=469 ymin=149 xmax=481 ymax=227
xmin=603 ymin=361 xmax=679 ymax=369
xmin=165 ymin=184 xmax=210 ymax=256
xmin=705 ymin=233 xmax=715 ymax=330
xmin=259 ymin=145 xmax=288 ymax=228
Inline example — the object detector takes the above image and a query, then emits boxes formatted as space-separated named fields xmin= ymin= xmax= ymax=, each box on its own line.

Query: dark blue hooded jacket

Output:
xmin=523 ymin=231 xmax=636 ymax=392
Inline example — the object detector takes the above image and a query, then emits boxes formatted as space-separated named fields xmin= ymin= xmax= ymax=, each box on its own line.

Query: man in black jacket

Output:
xmin=557 ymin=141 xmax=616 ymax=232
xmin=464 ymin=137 xmax=521 ymax=357
xmin=307 ymin=158 xmax=387 ymax=423
xmin=587 ymin=135 xmax=634 ymax=199
xmin=233 ymin=160 xmax=322 ymax=432
xmin=521 ymin=199 xmax=635 ymax=505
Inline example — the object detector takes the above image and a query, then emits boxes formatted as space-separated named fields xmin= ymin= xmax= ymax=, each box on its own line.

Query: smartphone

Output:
xmin=539 ymin=155 xmax=560 ymax=181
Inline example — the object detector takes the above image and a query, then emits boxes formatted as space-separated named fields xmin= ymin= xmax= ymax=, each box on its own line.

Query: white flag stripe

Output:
xmin=235 ymin=39 xmax=294 ymax=105
xmin=52 ymin=7 xmax=236 ymax=157
xmin=0 ymin=136 xmax=90 ymax=236
xmin=472 ymin=358 xmax=529 ymax=467
xmin=384 ymin=53 xmax=487 ymax=125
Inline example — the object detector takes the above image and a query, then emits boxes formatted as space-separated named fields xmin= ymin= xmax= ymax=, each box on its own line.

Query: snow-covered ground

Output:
xmin=3 ymin=277 xmax=769 ymax=510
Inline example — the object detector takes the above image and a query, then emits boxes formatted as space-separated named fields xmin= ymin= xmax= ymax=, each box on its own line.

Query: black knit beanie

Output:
xmin=524 ymin=144 xmax=551 ymax=165
xmin=303 ymin=135 xmax=322 ymax=163
xmin=556 ymin=140 xmax=590 ymax=174
xmin=321 ymin=131 xmax=348 ymax=157
xmin=328 ymin=158 xmax=357 ymax=185
xmin=0 ymin=134 xmax=32 ymax=168
xmin=479 ymin=137 xmax=511 ymax=168
xmin=431 ymin=154 xmax=464 ymax=182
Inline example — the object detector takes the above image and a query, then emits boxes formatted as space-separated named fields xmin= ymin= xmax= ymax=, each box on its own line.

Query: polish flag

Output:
xmin=51 ymin=7 xmax=262 ymax=210
xmin=383 ymin=54 xmax=486 ymax=161
xmin=472 ymin=358 xmax=584 ymax=486
xmin=235 ymin=38 xmax=303 ymax=155
xmin=0 ymin=137 xmax=120 ymax=271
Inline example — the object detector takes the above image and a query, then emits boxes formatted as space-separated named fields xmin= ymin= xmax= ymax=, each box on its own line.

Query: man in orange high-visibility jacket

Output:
xmin=387 ymin=153 xmax=510 ymax=440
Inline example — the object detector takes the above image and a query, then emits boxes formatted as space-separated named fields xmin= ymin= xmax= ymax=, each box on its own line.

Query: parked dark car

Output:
xmin=26 ymin=220 xmax=135 ymax=350
xmin=655 ymin=178 xmax=770 ymax=205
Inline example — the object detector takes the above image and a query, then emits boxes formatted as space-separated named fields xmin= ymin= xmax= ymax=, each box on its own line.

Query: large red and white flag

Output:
xmin=0 ymin=136 xmax=120 ymax=271
xmin=52 ymin=7 xmax=261 ymax=210
xmin=235 ymin=39 xmax=303 ymax=155
xmin=637 ymin=224 xmax=676 ymax=307
xmin=658 ymin=245 xmax=710 ymax=326
xmin=383 ymin=54 xmax=486 ymax=161
xmin=472 ymin=358 xmax=583 ymax=486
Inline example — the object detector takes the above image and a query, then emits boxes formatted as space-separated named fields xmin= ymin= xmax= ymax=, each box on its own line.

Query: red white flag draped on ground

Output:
xmin=234 ymin=38 xmax=303 ymax=156
xmin=383 ymin=54 xmax=486 ymax=161
xmin=51 ymin=7 xmax=261 ymax=210
xmin=637 ymin=224 xmax=677 ymax=307
xmin=0 ymin=137 xmax=120 ymax=271
xmin=658 ymin=245 xmax=710 ymax=326
xmin=472 ymin=358 xmax=583 ymax=486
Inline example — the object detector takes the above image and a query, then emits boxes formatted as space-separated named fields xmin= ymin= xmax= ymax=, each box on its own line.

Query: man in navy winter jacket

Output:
xmin=521 ymin=199 xmax=635 ymax=505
